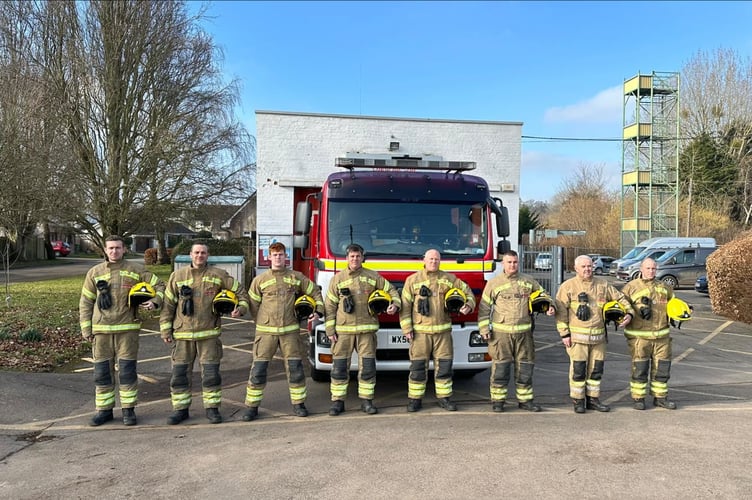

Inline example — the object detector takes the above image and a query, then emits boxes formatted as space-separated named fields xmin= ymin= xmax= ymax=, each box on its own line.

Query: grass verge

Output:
xmin=0 ymin=264 xmax=172 ymax=372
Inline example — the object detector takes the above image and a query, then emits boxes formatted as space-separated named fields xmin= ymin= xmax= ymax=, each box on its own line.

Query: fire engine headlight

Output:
xmin=469 ymin=331 xmax=487 ymax=347
xmin=317 ymin=330 xmax=331 ymax=347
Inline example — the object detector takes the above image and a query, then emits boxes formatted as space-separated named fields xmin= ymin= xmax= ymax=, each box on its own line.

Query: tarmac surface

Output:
xmin=1 ymin=266 xmax=751 ymax=498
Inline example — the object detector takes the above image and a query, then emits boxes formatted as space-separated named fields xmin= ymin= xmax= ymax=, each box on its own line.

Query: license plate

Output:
xmin=389 ymin=335 xmax=409 ymax=345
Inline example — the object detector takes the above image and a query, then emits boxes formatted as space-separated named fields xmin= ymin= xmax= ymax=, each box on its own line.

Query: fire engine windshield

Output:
xmin=328 ymin=200 xmax=488 ymax=257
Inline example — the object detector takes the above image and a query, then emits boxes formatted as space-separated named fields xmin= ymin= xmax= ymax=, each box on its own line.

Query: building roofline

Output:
xmin=255 ymin=110 xmax=523 ymax=127
xmin=222 ymin=192 xmax=257 ymax=229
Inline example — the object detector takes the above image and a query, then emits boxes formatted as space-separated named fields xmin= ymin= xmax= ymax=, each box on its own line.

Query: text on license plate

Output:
xmin=389 ymin=335 xmax=409 ymax=345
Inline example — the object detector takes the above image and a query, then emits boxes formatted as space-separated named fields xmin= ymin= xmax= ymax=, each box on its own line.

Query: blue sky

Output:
xmin=195 ymin=1 xmax=752 ymax=202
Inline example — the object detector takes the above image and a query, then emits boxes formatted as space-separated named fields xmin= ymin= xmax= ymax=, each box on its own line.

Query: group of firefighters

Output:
xmin=79 ymin=236 xmax=693 ymax=426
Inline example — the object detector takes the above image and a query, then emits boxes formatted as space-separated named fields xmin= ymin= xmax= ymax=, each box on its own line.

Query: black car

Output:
xmin=695 ymin=275 xmax=709 ymax=294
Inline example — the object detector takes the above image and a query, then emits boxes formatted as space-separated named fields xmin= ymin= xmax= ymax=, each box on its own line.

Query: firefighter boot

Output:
xmin=89 ymin=409 xmax=114 ymax=427
xmin=573 ymin=399 xmax=586 ymax=414
xmin=167 ymin=408 xmax=189 ymax=425
xmin=242 ymin=407 xmax=258 ymax=421
xmin=654 ymin=397 xmax=677 ymax=410
xmin=122 ymin=407 xmax=137 ymax=426
xmin=586 ymin=396 xmax=611 ymax=412
xmin=633 ymin=398 xmax=646 ymax=410
xmin=329 ymin=400 xmax=345 ymax=416
xmin=492 ymin=401 xmax=505 ymax=413
xmin=438 ymin=397 xmax=458 ymax=411
xmin=206 ymin=408 xmax=223 ymax=424
xmin=407 ymin=399 xmax=422 ymax=412
xmin=293 ymin=403 xmax=309 ymax=417
xmin=361 ymin=399 xmax=378 ymax=415
xmin=518 ymin=400 xmax=542 ymax=412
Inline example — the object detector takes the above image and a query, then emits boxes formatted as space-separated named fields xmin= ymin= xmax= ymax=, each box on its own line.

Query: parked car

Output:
xmin=534 ymin=252 xmax=552 ymax=271
xmin=51 ymin=240 xmax=71 ymax=257
xmin=616 ymin=248 xmax=672 ymax=281
xmin=655 ymin=246 xmax=716 ymax=289
xmin=588 ymin=255 xmax=616 ymax=275
xmin=695 ymin=275 xmax=709 ymax=294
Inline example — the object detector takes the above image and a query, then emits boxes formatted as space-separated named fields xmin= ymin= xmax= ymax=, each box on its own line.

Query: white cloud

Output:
xmin=543 ymin=85 xmax=623 ymax=124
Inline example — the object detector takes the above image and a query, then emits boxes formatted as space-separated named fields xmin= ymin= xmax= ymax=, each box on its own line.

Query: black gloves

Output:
xmin=638 ymin=296 xmax=652 ymax=320
xmin=575 ymin=292 xmax=591 ymax=322
xmin=96 ymin=280 xmax=112 ymax=310
xmin=180 ymin=285 xmax=194 ymax=316
xmin=417 ymin=285 xmax=432 ymax=316
xmin=341 ymin=288 xmax=354 ymax=314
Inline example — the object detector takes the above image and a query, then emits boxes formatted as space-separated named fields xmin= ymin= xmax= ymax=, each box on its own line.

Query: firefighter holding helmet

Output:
xmin=478 ymin=250 xmax=554 ymax=413
xmin=242 ymin=242 xmax=324 ymax=421
xmin=620 ymin=257 xmax=688 ymax=410
xmin=160 ymin=242 xmax=249 ymax=425
xmin=325 ymin=243 xmax=401 ymax=416
xmin=400 ymin=248 xmax=475 ymax=412
xmin=79 ymin=235 xmax=165 ymax=427
xmin=555 ymin=255 xmax=634 ymax=414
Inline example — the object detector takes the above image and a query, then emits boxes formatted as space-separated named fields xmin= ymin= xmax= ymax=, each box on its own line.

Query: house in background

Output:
xmin=220 ymin=192 xmax=256 ymax=241
xmin=130 ymin=221 xmax=197 ymax=253
xmin=186 ymin=204 xmax=240 ymax=239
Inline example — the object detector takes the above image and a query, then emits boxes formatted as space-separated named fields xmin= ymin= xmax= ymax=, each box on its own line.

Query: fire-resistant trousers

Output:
xmin=91 ymin=331 xmax=139 ymax=410
xmin=488 ymin=331 xmax=536 ymax=402
xmin=330 ymin=332 xmax=377 ymax=401
xmin=566 ymin=342 xmax=606 ymax=400
xmin=169 ymin=337 xmax=223 ymax=410
xmin=407 ymin=331 xmax=454 ymax=399
xmin=626 ymin=336 xmax=672 ymax=399
xmin=245 ymin=332 xmax=307 ymax=407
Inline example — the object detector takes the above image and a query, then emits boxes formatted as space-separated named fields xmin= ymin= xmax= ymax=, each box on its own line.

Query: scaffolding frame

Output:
xmin=621 ymin=71 xmax=680 ymax=254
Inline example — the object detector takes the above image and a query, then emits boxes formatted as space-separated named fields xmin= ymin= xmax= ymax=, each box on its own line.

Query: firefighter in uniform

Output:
xmin=242 ymin=242 xmax=324 ymax=421
xmin=80 ymin=235 xmax=165 ymax=427
xmin=478 ymin=250 xmax=554 ymax=413
xmin=325 ymin=243 xmax=400 ymax=416
xmin=620 ymin=257 xmax=679 ymax=410
xmin=555 ymin=255 xmax=634 ymax=413
xmin=400 ymin=248 xmax=475 ymax=412
xmin=160 ymin=243 xmax=249 ymax=425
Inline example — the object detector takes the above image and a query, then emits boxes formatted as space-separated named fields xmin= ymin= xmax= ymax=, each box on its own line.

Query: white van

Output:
xmin=610 ymin=237 xmax=716 ymax=275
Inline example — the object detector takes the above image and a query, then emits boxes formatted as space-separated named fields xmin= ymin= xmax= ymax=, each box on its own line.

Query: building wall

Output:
xmin=256 ymin=111 xmax=523 ymax=250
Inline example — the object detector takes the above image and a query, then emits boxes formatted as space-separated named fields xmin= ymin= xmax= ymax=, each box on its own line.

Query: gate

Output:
xmin=519 ymin=245 xmax=565 ymax=297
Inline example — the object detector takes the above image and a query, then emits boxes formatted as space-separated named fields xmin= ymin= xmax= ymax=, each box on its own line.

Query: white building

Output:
xmin=255 ymin=111 xmax=522 ymax=257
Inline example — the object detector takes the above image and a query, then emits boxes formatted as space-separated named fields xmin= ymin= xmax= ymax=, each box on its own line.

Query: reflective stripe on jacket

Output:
xmin=554 ymin=276 xmax=634 ymax=344
xmin=621 ymin=278 xmax=673 ymax=339
xmin=324 ymin=267 xmax=400 ymax=336
xmin=400 ymin=269 xmax=475 ymax=335
xmin=248 ymin=268 xmax=324 ymax=335
xmin=79 ymin=260 xmax=165 ymax=337
xmin=478 ymin=272 xmax=544 ymax=336
xmin=160 ymin=264 xmax=249 ymax=340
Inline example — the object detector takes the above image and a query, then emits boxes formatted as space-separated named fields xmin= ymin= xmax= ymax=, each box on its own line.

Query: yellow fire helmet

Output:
xmin=128 ymin=282 xmax=156 ymax=308
xmin=368 ymin=289 xmax=391 ymax=316
xmin=667 ymin=297 xmax=692 ymax=327
xmin=602 ymin=301 xmax=626 ymax=330
xmin=529 ymin=290 xmax=552 ymax=315
xmin=294 ymin=295 xmax=316 ymax=320
xmin=213 ymin=289 xmax=238 ymax=315
xmin=444 ymin=287 xmax=467 ymax=313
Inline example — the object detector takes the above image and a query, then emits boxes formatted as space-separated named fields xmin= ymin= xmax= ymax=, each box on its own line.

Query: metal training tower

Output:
xmin=621 ymin=71 xmax=680 ymax=254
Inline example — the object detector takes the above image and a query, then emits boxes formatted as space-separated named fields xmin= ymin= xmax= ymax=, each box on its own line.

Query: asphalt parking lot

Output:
xmin=1 ymin=279 xmax=751 ymax=498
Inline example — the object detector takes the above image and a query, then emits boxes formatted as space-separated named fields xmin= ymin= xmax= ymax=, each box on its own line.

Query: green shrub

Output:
xmin=20 ymin=328 xmax=44 ymax=342
xmin=0 ymin=327 xmax=11 ymax=340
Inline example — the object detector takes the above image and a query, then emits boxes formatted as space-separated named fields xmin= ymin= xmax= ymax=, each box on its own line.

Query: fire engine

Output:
xmin=293 ymin=155 xmax=511 ymax=381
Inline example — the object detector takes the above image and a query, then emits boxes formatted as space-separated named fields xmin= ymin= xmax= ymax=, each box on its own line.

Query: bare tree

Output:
xmin=545 ymin=163 xmax=620 ymax=251
xmin=37 ymin=0 xmax=254 ymax=252
xmin=0 ymin=0 xmax=74 ymax=263
xmin=681 ymin=48 xmax=752 ymax=225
